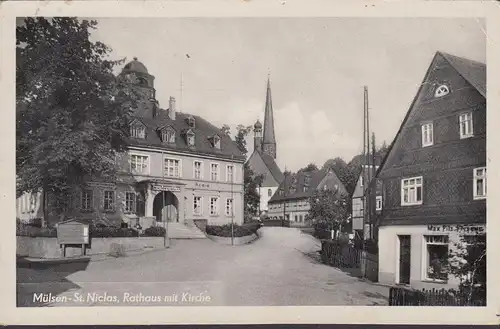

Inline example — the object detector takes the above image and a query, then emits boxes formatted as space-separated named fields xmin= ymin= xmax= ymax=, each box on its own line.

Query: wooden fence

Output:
xmin=389 ymin=287 xmax=486 ymax=306
xmin=320 ymin=240 xmax=378 ymax=281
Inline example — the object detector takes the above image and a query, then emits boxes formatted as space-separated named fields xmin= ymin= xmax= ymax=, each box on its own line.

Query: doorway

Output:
xmin=153 ymin=191 xmax=179 ymax=224
xmin=398 ymin=235 xmax=411 ymax=285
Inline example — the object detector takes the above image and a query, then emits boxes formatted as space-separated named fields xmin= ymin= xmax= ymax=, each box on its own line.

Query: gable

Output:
xmin=316 ymin=171 xmax=348 ymax=196
xmin=378 ymin=52 xmax=486 ymax=177
xmin=247 ymin=151 xmax=279 ymax=187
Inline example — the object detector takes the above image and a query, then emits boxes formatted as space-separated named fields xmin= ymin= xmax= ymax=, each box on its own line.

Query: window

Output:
xmin=323 ymin=184 xmax=327 ymax=191
xmin=459 ymin=112 xmax=474 ymax=139
xmin=226 ymin=165 xmax=234 ymax=182
xmin=210 ymin=163 xmax=219 ymax=181
xmin=193 ymin=196 xmax=202 ymax=215
xmin=225 ymin=198 xmax=233 ymax=216
xmin=213 ymin=135 xmax=221 ymax=149
xmin=210 ymin=197 xmax=219 ymax=216
xmin=130 ymin=125 xmax=146 ymax=139
xmin=103 ymin=190 xmax=115 ymax=211
xmin=289 ymin=187 xmax=296 ymax=194
xmin=421 ymin=122 xmax=434 ymax=147
xmin=161 ymin=128 xmax=175 ymax=143
xmin=81 ymin=189 xmax=93 ymax=211
xmin=268 ymin=189 xmax=272 ymax=197
xmin=359 ymin=176 xmax=363 ymax=187
xmin=164 ymin=158 xmax=181 ymax=178
xmin=130 ymin=154 xmax=149 ymax=174
xmin=303 ymin=186 xmax=308 ymax=192
xmin=125 ymin=192 xmax=136 ymax=213
xmin=434 ymin=84 xmax=450 ymax=98
xmin=424 ymin=235 xmax=449 ymax=281
xmin=473 ymin=167 xmax=487 ymax=199
xmin=187 ymin=134 xmax=195 ymax=146
xmin=299 ymin=215 xmax=303 ymax=222
xmin=401 ymin=176 xmax=423 ymax=206
xmin=376 ymin=196 xmax=382 ymax=211
xmin=295 ymin=215 xmax=298 ymax=222
xmin=193 ymin=161 xmax=203 ymax=180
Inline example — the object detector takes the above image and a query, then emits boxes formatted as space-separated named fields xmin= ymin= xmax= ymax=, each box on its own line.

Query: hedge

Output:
xmin=89 ymin=226 xmax=139 ymax=238
xmin=142 ymin=226 xmax=166 ymax=237
xmin=206 ymin=222 xmax=261 ymax=238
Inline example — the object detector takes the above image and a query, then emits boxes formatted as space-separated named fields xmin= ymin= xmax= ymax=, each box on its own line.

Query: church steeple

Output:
xmin=262 ymin=74 xmax=277 ymax=159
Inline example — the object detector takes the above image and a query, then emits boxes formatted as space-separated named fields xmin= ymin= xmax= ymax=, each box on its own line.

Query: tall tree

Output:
xmin=220 ymin=124 xmax=231 ymax=137
xmin=16 ymin=18 xmax=136 ymax=223
xmin=308 ymin=186 xmax=350 ymax=238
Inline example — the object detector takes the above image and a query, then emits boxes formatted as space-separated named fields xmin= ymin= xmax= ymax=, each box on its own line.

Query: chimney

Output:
xmin=168 ymin=96 xmax=176 ymax=120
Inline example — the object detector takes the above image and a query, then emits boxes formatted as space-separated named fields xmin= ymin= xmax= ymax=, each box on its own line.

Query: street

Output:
xmin=17 ymin=227 xmax=389 ymax=307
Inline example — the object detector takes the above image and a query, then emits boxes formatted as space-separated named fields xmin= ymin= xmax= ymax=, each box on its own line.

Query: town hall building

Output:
xmin=17 ymin=58 xmax=246 ymax=236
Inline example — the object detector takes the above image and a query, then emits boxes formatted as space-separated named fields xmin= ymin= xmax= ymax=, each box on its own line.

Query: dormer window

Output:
xmin=289 ymin=187 xmax=296 ymax=194
xmin=160 ymin=126 xmax=175 ymax=144
xmin=434 ymin=84 xmax=450 ymax=98
xmin=210 ymin=135 xmax=221 ymax=149
xmin=185 ymin=129 xmax=195 ymax=147
xmin=187 ymin=115 xmax=196 ymax=128
xmin=130 ymin=124 xmax=146 ymax=139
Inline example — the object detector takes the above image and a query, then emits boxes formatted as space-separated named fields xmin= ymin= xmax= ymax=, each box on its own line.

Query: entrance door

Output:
xmin=153 ymin=191 xmax=179 ymax=224
xmin=398 ymin=235 xmax=411 ymax=285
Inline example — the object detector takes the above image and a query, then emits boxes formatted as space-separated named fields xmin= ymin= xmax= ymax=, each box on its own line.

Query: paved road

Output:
xmin=17 ymin=227 xmax=389 ymax=307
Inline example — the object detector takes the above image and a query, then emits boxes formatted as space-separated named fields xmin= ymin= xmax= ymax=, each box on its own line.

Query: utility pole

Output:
xmin=231 ymin=155 xmax=234 ymax=246
xmin=282 ymin=169 xmax=288 ymax=227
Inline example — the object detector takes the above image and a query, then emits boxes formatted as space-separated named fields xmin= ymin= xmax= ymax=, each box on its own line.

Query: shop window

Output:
xmin=424 ymin=235 xmax=449 ymax=282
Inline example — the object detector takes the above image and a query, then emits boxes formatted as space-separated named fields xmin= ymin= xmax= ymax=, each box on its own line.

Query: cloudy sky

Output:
xmin=90 ymin=18 xmax=486 ymax=172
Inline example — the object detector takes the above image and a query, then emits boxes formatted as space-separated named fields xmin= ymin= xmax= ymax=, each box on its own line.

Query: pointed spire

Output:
xmin=262 ymin=74 xmax=277 ymax=159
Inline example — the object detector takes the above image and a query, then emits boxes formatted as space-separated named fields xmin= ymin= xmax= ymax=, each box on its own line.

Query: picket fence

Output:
xmin=389 ymin=287 xmax=486 ymax=306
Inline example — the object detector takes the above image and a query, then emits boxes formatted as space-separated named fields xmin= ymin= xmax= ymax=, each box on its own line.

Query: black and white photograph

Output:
xmin=11 ymin=8 xmax=491 ymax=314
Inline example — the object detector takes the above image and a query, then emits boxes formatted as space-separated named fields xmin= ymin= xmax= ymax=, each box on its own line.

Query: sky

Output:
xmin=89 ymin=18 xmax=486 ymax=172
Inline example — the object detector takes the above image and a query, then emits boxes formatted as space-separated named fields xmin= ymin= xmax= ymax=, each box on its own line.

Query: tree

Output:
xmin=220 ymin=124 xmax=231 ymax=136
xmin=16 ymin=18 xmax=136 ymax=224
xmin=234 ymin=124 xmax=252 ymax=155
xmin=447 ymin=234 xmax=486 ymax=305
xmin=298 ymin=163 xmax=319 ymax=173
xmin=308 ymin=186 xmax=350 ymax=239
xmin=243 ymin=163 xmax=263 ymax=220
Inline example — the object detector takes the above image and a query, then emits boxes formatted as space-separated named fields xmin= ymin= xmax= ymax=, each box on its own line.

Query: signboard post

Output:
xmin=57 ymin=219 xmax=90 ymax=257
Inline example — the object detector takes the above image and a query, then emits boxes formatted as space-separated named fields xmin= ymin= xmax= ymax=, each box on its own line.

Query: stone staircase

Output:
xmin=163 ymin=222 xmax=207 ymax=239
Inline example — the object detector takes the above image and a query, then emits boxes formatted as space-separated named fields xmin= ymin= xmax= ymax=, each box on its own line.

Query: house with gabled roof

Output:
xmin=267 ymin=168 xmax=348 ymax=228
xmin=246 ymin=76 xmax=285 ymax=213
xmin=17 ymin=58 xmax=246 ymax=237
xmin=374 ymin=51 xmax=486 ymax=289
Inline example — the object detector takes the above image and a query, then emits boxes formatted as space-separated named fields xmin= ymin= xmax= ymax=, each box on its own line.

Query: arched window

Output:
xmin=434 ymin=85 xmax=450 ymax=98
xmin=268 ymin=189 xmax=272 ymax=197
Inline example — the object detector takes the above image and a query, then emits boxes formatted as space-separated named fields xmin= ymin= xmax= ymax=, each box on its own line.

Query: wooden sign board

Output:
xmin=57 ymin=221 xmax=90 ymax=245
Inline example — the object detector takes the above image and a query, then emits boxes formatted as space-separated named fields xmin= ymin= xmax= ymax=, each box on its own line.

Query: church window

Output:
xmin=434 ymin=84 xmax=450 ymax=98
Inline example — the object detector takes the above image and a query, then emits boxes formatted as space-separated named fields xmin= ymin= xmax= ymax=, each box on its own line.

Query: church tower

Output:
xmin=120 ymin=57 xmax=159 ymax=118
xmin=261 ymin=76 xmax=277 ymax=159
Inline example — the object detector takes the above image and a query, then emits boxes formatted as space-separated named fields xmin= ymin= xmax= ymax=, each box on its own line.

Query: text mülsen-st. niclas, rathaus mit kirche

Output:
xmin=17 ymin=58 xmax=247 ymax=236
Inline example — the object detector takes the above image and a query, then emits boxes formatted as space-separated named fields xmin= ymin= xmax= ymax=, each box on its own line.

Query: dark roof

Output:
xmin=122 ymin=57 xmax=149 ymax=74
xmin=258 ymin=151 xmax=284 ymax=183
xmin=440 ymin=52 xmax=486 ymax=98
xmin=268 ymin=168 xmax=343 ymax=203
xmin=376 ymin=51 xmax=486 ymax=177
xmin=127 ymin=110 xmax=246 ymax=161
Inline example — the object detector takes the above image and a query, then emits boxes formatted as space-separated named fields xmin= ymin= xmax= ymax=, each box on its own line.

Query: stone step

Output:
xmin=160 ymin=223 xmax=207 ymax=239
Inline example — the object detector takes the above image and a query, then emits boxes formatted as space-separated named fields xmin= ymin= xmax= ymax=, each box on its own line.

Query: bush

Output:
xmin=206 ymin=223 xmax=260 ymax=238
xmin=16 ymin=221 xmax=57 ymax=237
xmin=90 ymin=226 xmax=139 ymax=238
xmin=142 ymin=226 xmax=166 ymax=237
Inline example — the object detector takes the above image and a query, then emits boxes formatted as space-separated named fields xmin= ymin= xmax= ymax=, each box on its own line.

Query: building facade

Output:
xmin=16 ymin=58 xmax=246 ymax=230
xmin=351 ymin=165 xmax=382 ymax=239
xmin=267 ymin=169 xmax=348 ymax=228
xmin=246 ymin=77 xmax=284 ymax=214
xmin=375 ymin=52 xmax=486 ymax=289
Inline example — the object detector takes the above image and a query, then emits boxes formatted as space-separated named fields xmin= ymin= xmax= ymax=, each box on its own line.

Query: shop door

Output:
xmin=398 ymin=235 xmax=411 ymax=285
